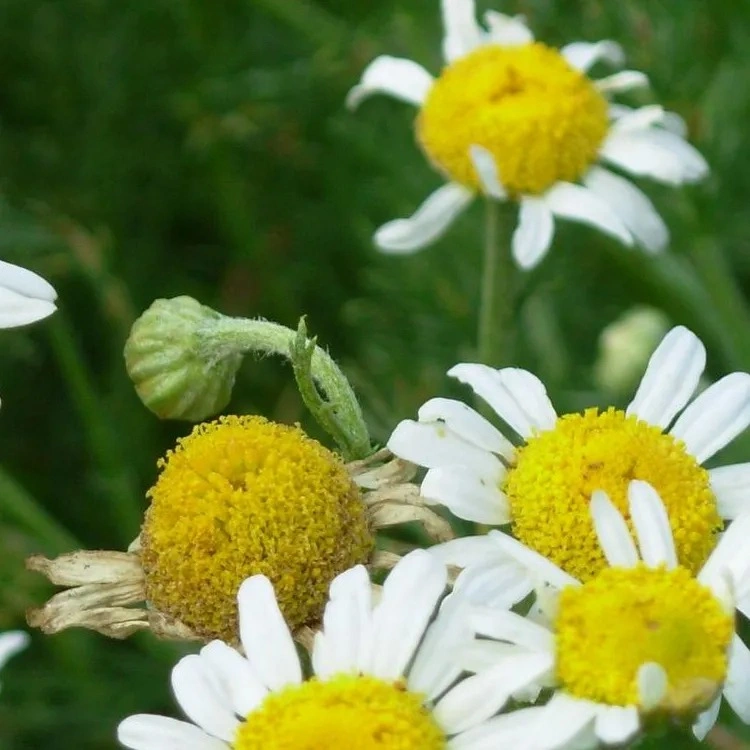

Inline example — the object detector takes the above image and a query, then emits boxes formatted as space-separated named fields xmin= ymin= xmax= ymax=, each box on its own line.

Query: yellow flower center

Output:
xmin=555 ymin=566 xmax=733 ymax=712
xmin=417 ymin=42 xmax=609 ymax=195
xmin=503 ymin=409 xmax=720 ymax=581
xmin=234 ymin=674 xmax=446 ymax=750
xmin=140 ymin=416 xmax=373 ymax=642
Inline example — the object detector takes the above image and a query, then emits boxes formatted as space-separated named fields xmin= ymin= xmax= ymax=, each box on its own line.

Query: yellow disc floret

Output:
xmin=555 ymin=565 xmax=733 ymax=713
xmin=504 ymin=408 xmax=720 ymax=581
xmin=234 ymin=674 xmax=446 ymax=750
xmin=140 ymin=415 xmax=373 ymax=642
xmin=417 ymin=43 xmax=609 ymax=195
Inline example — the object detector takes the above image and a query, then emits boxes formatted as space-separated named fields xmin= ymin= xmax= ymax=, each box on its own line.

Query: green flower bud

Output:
xmin=124 ymin=296 xmax=242 ymax=421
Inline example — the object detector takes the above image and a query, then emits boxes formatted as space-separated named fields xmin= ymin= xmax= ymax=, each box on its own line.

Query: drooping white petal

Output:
xmin=724 ymin=635 xmax=750 ymax=723
xmin=367 ymin=550 xmax=446 ymax=680
xmin=526 ymin=693 xmax=599 ymax=750
xmin=442 ymin=0 xmax=484 ymax=62
xmin=543 ymin=182 xmax=633 ymax=247
xmin=693 ymin=696 xmax=722 ymax=740
xmin=710 ymin=464 xmax=750 ymax=519
xmin=637 ymin=662 xmax=668 ymax=711
xmin=670 ymin=372 xmax=750 ymax=463
xmin=471 ymin=607 xmax=555 ymax=652
xmin=590 ymin=490 xmax=639 ymax=568
xmin=700 ymin=511 xmax=750 ymax=600
xmin=374 ymin=183 xmax=474 ymax=254
xmin=237 ymin=576 xmax=302 ymax=690
xmin=594 ymin=705 xmax=640 ymax=745
xmin=561 ymin=41 xmax=624 ymax=72
xmin=199 ymin=641 xmax=267 ymax=717
xmin=428 ymin=535 xmax=508 ymax=568
xmin=0 ymin=259 xmax=58 ymax=328
xmin=433 ymin=653 xmax=554 ymax=735
xmin=626 ymin=325 xmax=705 ymax=428
xmin=628 ymin=481 xmax=677 ymax=568
xmin=483 ymin=11 xmax=533 ymax=46
xmin=453 ymin=560 xmax=534 ymax=609
xmin=346 ymin=55 xmax=434 ymax=109
xmin=583 ymin=166 xmax=668 ymax=252
xmin=469 ymin=145 xmax=506 ymax=199
xmin=171 ymin=656 xmax=240 ymax=742
xmin=595 ymin=70 xmax=649 ymax=94
xmin=421 ymin=466 xmax=510 ymax=524
xmin=387 ymin=420 xmax=505 ymax=478
xmin=117 ymin=715 xmax=227 ymax=750
xmin=417 ymin=397 xmax=515 ymax=459
xmin=511 ymin=197 xmax=554 ymax=270
xmin=600 ymin=129 xmax=709 ymax=185
xmin=0 ymin=631 xmax=29 ymax=671
xmin=448 ymin=363 xmax=557 ymax=438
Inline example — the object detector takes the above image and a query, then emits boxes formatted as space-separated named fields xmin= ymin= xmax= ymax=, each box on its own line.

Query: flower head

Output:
xmin=348 ymin=0 xmax=708 ymax=268
xmin=455 ymin=482 xmax=750 ymax=748
xmin=116 ymin=550 xmax=537 ymax=749
xmin=389 ymin=326 xmax=749 ymax=585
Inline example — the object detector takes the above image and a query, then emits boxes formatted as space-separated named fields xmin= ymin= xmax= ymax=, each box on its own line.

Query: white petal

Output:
xmin=237 ymin=576 xmax=302 ymax=690
xmin=710 ymin=464 xmax=750 ymax=519
xmin=487 ymin=530 xmax=579 ymax=589
xmin=594 ymin=705 xmax=640 ymax=745
xmin=670 ymin=372 xmax=750 ymax=463
xmin=700 ymin=511 xmax=750 ymax=600
xmin=724 ymin=635 xmax=750 ymax=723
xmin=626 ymin=326 xmax=705 ymax=428
xmin=483 ymin=11 xmax=533 ymax=46
xmin=611 ymin=105 xmax=683 ymax=135
xmin=421 ymin=466 xmax=510 ymax=524
xmin=511 ymin=197 xmax=554 ymax=270
xmin=434 ymin=653 xmax=554 ymax=735
xmin=198 ymin=642 xmax=267 ymax=717
xmin=387 ymin=420 xmax=505 ymax=478
xmin=117 ymin=715 xmax=227 ymax=750
xmin=0 ymin=287 xmax=57 ymax=328
xmin=583 ymin=167 xmax=668 ymax=252
xmin=628 ymin=481 xmax=677 ymax=568
xmin=171 ymin=656 xmax=240 ymax=742
xmin=448 ymin=363 xmax=557 ymax=438
xmin=637 ymin=662 xmax=668 ymax=711
xmin=543 ymin=182 xmax=633 ymax=247
xmin=595 ymin=70 xmax=649 ymax=94
xmin=374 ymin=183 xmax=474 ymax=254
xmin=428 ymin=535 xmax=508 ymax=568
xmin=417 ymin=397 xmax=515 ymax=459
xmin=367 ymin=550 xmax=446 ymax=680
xmin=346 ymin=55 xmax=433 ymax=109
xmin=561 ymin=41 xmax=624 ymax=72
xmin=471 ymin=607 xmax=555 ymax=652
xmin=590 ymin=490 xmax=639 ymax=567
xmin=527 ymin=693 xmax=599 ymax=750
xmin=441 ymin=0 xmax=483 ymax=62
xmin=600 ymin=129 xmax=708 ymax=185
xmin=0 ymin=261 xmax=57 ymax=302
xmin=0 ymin=631 xmax=29 ymax=671
xmin=468 ymin=145 xmax=506 ymax=199
xmin=693 ymin=695 xmax=722 ymax=740
xmin=453 ymin=560 xmax=534 ymax=609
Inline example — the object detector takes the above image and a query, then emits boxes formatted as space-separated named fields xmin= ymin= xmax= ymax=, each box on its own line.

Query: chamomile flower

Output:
xmin=28 ymin=418 xmax=451 ymax=643
xmin=0 ymin=260 xmax=57 ymax=328
xmin=389 ymin=325 xmax=750 ymax=587
xmin=117 ymin=550 xmax=542 ymax=750
xmin=0 ymin=631 xmax=29 ymax=690
xmin=456 ymin=481 xmax=750 ymax=748
xmin=348 ymin=0 xmax=708 ymax=268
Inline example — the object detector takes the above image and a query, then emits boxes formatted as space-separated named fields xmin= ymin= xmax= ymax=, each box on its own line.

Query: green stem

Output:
xmin=477 ymin=200 xmax=514 ymax=367
xmin=0 ymin=466 xmax=79 ymax=554
xmin=48 ymin=315 xmax=142 ymax=542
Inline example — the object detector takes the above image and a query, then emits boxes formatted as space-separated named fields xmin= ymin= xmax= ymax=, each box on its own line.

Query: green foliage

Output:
xmin=1 ymin=0 xmax=750 ymax=747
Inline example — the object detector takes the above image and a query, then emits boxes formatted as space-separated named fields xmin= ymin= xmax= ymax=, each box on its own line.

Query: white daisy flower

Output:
xmin=457 ymin=480 xmax=750 ymax=748
xmin=117 ymin=550 xmax=544 ymax=750
xmin=388 ymin=325 xmax=750 ymax=588
xmin=0 ymin=260 xmax=57 ymax=328
xmin=348 ymin=0 xmax=708 ymax=269
xmin=0 ymin=631 xmax=29 ymax=691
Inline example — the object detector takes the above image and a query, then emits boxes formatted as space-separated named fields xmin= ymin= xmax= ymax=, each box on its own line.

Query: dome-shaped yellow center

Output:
xmin=234 ymin=674 xmax=446 ymax=749
xmin=504 ymin=408 xmax=721 ymax=582
xmin=140 ymin=416 xmax=373 ymax=642
xmin=555 ymin=565 xmax=733 ymax=712
xmin=417 ymin=42 xmax=609 ymax=196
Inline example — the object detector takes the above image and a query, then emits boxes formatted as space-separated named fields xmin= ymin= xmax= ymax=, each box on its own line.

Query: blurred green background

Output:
xmin=1 ymin=0 xmax=750 ymax=746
